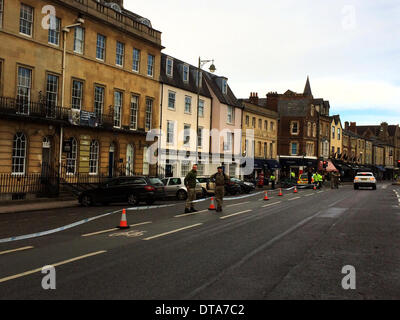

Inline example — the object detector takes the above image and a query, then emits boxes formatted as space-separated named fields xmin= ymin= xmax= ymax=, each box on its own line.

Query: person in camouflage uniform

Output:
xmin=211 ymin=166 xmax=230 ymax=212
xmin=184 ymin=164 xmax=198 ymax=213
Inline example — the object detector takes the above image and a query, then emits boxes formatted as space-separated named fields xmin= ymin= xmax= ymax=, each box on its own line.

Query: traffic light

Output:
xmin=397 ymin=160 xmax=400 ymax=168
xmin=323 ymin=161 xmax=328 ymax=169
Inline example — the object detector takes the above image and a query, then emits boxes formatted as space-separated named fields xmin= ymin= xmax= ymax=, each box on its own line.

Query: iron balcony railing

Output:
xmin=0 ymin=96 xmax=114 ymax=129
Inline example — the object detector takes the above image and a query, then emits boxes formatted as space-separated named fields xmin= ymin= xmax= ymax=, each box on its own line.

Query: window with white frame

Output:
xmin=198 ymin=99 xmax=204 ymax=117
xmin=66 ymin=138 xmax=77 ymax=174
xmin=222 ymin=79 xmax=228 ymax=94
xmin=147 ymin=54 xmax=154 ymax=77
xmin=126 ymin=144 xmax=134 ymax=176
xmin=306 ymin=142 xmax=314 ymax=156
xmin=73 ymin=27 xmax=85 ymax=54
xmin=258 ymin=141 xmax=262 ymax=156
xmin=181 ymin=161 xmax=190 ymax=177
xmin=130 ymin=94 xmax=138 ymax=130
xmin=224 ymin=132 xmax=233 ymax=151
xmin=96 ymin=34 xmax=106 ymax=60
xmin=20 ymin=4 xmax=33 ymax=36
xmin=197 ymin=127 xmax=203 ymax=148
xmin=338 ymin=128 xmax=341 ymax=140
xmin=132 ymin=48 xmax=140 ymax=72
xmin=313 ymin=123 xmax=317 ymax=137
xmin=145 ymin=98 xmax=153 ymax=131
xmin=46 ymin=74 xmax=59 ymax=112
xmin=184 ymin=96 xmax=192 ymax=114
xmin=116 ymin=41 xmax=124 ymax=66
xmin=290 ymin=142 xmax=298 ymax=155
xmin=0 ymin=0 xmax=3 ymax=28
xmin=114 ymin=91 xmax=122 ymax=128
xmin=71 ymin=80 xmax=83 ymax=110
xmin=264 ymin=120 xmax=268 ymax=130
xmin=183 ymin=64 xmax=189 ymax=82
xmin=48 ymin=17 xmax=61 ymax=46
xmin=167 ymin=121 xmax=174 ymax=144
xmin=307 ymin=122 xmax=311 ymax=137
xmin=291 ymin=121 xmax=299 ymax=135
xmin=252 ymin=117 xmax=256 ymax=128
xmin=166 ymin=57 xmax=173 ymax=77
xmin=17 ymin=67 xmax=32 ymax=114
xmin=168 ymin=91 xmax=175 ymax=110
xmin=184 ymin=124 xmax=191 ymax=146
xmin=94 ymin=86 xmax=104 ymax=118
xmin=258 ymin=119 xmax=262 ymax=129
xmin=12 ymin=132 xmax=26 ymax=175
xmin=89 ymin=140 xmax=99 ymax=174
xmin=270 ymin=121 xmax=274 ymax=131
xmin=332 ymin=126 xmax=335 ymax=139
xmin=245 ymin=116 xmax=249 ymax=126
xmin=227 ymin=106 xmax=234 ymax=124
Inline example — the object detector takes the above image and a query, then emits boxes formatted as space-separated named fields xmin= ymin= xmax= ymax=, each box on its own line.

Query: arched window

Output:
xmin=12 ymin=132 xmax=26 ymax=174
xmin=312 ymin=123 xmax=317 ymax=137
xmin=89 ymin=140 xmax=99 ymax=175
xmin=66 ymin=138 xmax=77 ymax=174
xmin=126 ymin=144 xmax=134 ymax=176
xmin=307 ymin=122 xmax=311 ymax=137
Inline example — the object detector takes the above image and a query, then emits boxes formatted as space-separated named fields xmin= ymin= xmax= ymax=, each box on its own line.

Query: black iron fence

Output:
xmin=0 ymin=173 xmax=59 ymax=196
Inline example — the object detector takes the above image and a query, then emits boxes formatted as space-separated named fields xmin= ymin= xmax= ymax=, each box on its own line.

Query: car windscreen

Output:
xmin=149 ymin=178 xmax=164 ymax=186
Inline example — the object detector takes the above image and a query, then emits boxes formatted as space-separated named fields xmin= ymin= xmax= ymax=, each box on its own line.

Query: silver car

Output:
xmin=162 ymin=177 xmax=206 ymax=200
xmin=354 ymin=172 xmax=377 ymax=190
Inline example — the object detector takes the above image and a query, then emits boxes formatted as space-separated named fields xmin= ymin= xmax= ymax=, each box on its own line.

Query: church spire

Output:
xmin=303 ymin=76 xmax=312 ymax=97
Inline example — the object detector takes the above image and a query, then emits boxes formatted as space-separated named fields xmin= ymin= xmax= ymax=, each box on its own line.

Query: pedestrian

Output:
xmin=317 ymin=171 xmax=323 ymax=189
xmin=291 ymin=171 xmax=296 ymax=181
xmin=184 ymin=164 xmax=198 ymax=213
xmin=270 ymin=172 xmax=276 ymax=190
xmin=210 ymin=166 xmax=229 ymax=212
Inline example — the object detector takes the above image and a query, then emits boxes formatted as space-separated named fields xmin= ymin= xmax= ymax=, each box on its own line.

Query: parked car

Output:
xmin=354 ymin=172 xmax=377 ymax=190
xmin=79 ymin=176 xmax=166 ymax=207
xmin=161 ymin=177 xmax=206 ymax=200
xmin=297 ymin=173 xmax=314 ymax=185
xmin=230 ymin=177 xmax=255 ymax=194
xmin=204 ymin=176 xmax=242 ymax=196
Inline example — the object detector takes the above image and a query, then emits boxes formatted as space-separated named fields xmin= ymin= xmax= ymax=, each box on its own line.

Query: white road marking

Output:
xmin=142 ymin=223 xmax=203 ymax=241
xmin=0 ymin=246 xmax=34 ymax=256
xmin=317 ymin=191 xmax=324 ymax=193
xmin=81 ymin=221 xmax=152 ymax=237
xmin=288 ymin=197 xmax=301 ymax=201
xmin=0 ymin=250 xmax=107 ymax=283
xmin=227 ymin=201 xmax=250 ymax=208
xmin=220 ymin=210 xmax=252 ymax=220
xmin=305 ymin=193 xmax=314 ymax=197
xmin=174 ymin=210 xmax=208 ymax=218
xmin=262 ymin=201 xmax=281 ymax=208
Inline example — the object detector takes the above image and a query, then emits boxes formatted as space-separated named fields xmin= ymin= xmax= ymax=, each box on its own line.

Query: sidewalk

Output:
xmin=0 ymin=198 xmax=80 ymax=214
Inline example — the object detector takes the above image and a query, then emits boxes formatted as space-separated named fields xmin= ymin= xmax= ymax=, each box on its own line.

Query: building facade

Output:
xmin=158 ymin=53 xmax=212 ymax=177
xmin=0 ymin=0 xmax=162 ymax=199
xmin=330 ymin=115 xmax=343 ymax=159
xmin=239 ymin=92 xmax=279 ymax=178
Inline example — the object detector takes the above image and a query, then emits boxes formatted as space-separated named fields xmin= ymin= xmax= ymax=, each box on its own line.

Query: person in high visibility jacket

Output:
xmin=270 ymin=174 xmax=276 ymax=189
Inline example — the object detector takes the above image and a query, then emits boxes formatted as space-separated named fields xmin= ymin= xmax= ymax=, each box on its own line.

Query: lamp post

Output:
xmin=58 ymin=18 xmax=84 ymax=175
xmin=196 ymin=58 xmax=216 ymax=165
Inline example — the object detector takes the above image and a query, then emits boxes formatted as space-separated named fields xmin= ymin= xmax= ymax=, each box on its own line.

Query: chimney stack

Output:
xmin=266 ymin=92 xmax=279 ymax=112
xmin=249 ymin=92 xmax=259 ymax=105
xmin=345 ymin=121 xmax=349 ymax=130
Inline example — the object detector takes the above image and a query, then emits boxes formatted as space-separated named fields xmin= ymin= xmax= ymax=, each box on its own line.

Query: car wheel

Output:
xmin=372 ymin=185 xmax=377 ymax=190
xmin=81 ymin=195 xmax=93 ymax=207
xmin=177 ymin=190 xmax=187 ymax=201
xmin=127 ymin=194 xmax=139 ymax=206
xmin=354 ymin=185 xmax=359 ymax=190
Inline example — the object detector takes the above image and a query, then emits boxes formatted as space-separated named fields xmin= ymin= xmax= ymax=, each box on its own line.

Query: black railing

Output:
xmin=0 ymin=96 xmax=115 ymax=129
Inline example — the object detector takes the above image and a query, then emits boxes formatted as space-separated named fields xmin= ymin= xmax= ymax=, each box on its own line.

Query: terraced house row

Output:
xmin=0 ymin=0 xmax=398 ymax=201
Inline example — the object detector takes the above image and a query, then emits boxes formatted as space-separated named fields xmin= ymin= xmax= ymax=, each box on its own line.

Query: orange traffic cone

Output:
xmin=294 ymin=186 xmax=298 ymax=193
xmin=117 ymin=209 xmax=130 ymax=229
xmin=278 ymin=188 xmax=283 ymax=196
xmin=208 ymin=197 xmax=216 ymax=210
xmin=263 ymin=191 xmax=269 ymax=201
xmin=313 ymin=184 xmax=317 ymax=190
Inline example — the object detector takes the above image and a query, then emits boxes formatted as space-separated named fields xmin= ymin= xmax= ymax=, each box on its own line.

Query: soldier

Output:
xmin=210 ymin=166 xmax=230 ymax=212
xmin=184 ymin=164 xmax=198 ymax=213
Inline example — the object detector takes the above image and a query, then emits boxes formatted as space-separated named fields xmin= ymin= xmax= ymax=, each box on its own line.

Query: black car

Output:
xmin=230 ymin=178 xmax=256 ymax=194
xmin=79 ymin=176 xmax=166 ymax=207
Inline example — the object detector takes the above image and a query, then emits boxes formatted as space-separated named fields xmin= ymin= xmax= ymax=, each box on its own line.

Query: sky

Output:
xmin=125 ymin=0 xmax=400 ymax=125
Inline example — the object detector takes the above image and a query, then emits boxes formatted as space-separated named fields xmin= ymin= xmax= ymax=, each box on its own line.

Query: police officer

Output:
xmin=211 ymin=166 xmax=229 ymax=212
xmin=184 ymin=164 xmax=198 ymax=213
xmin=270 ymin=172 xmax=276 ymax=190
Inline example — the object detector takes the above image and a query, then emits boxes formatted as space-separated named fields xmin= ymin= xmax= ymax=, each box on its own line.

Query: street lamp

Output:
xmin=196 ymin=57 xmax=216 ymax=164
xmin=58 ymin=18 xmax=85 ymax=175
